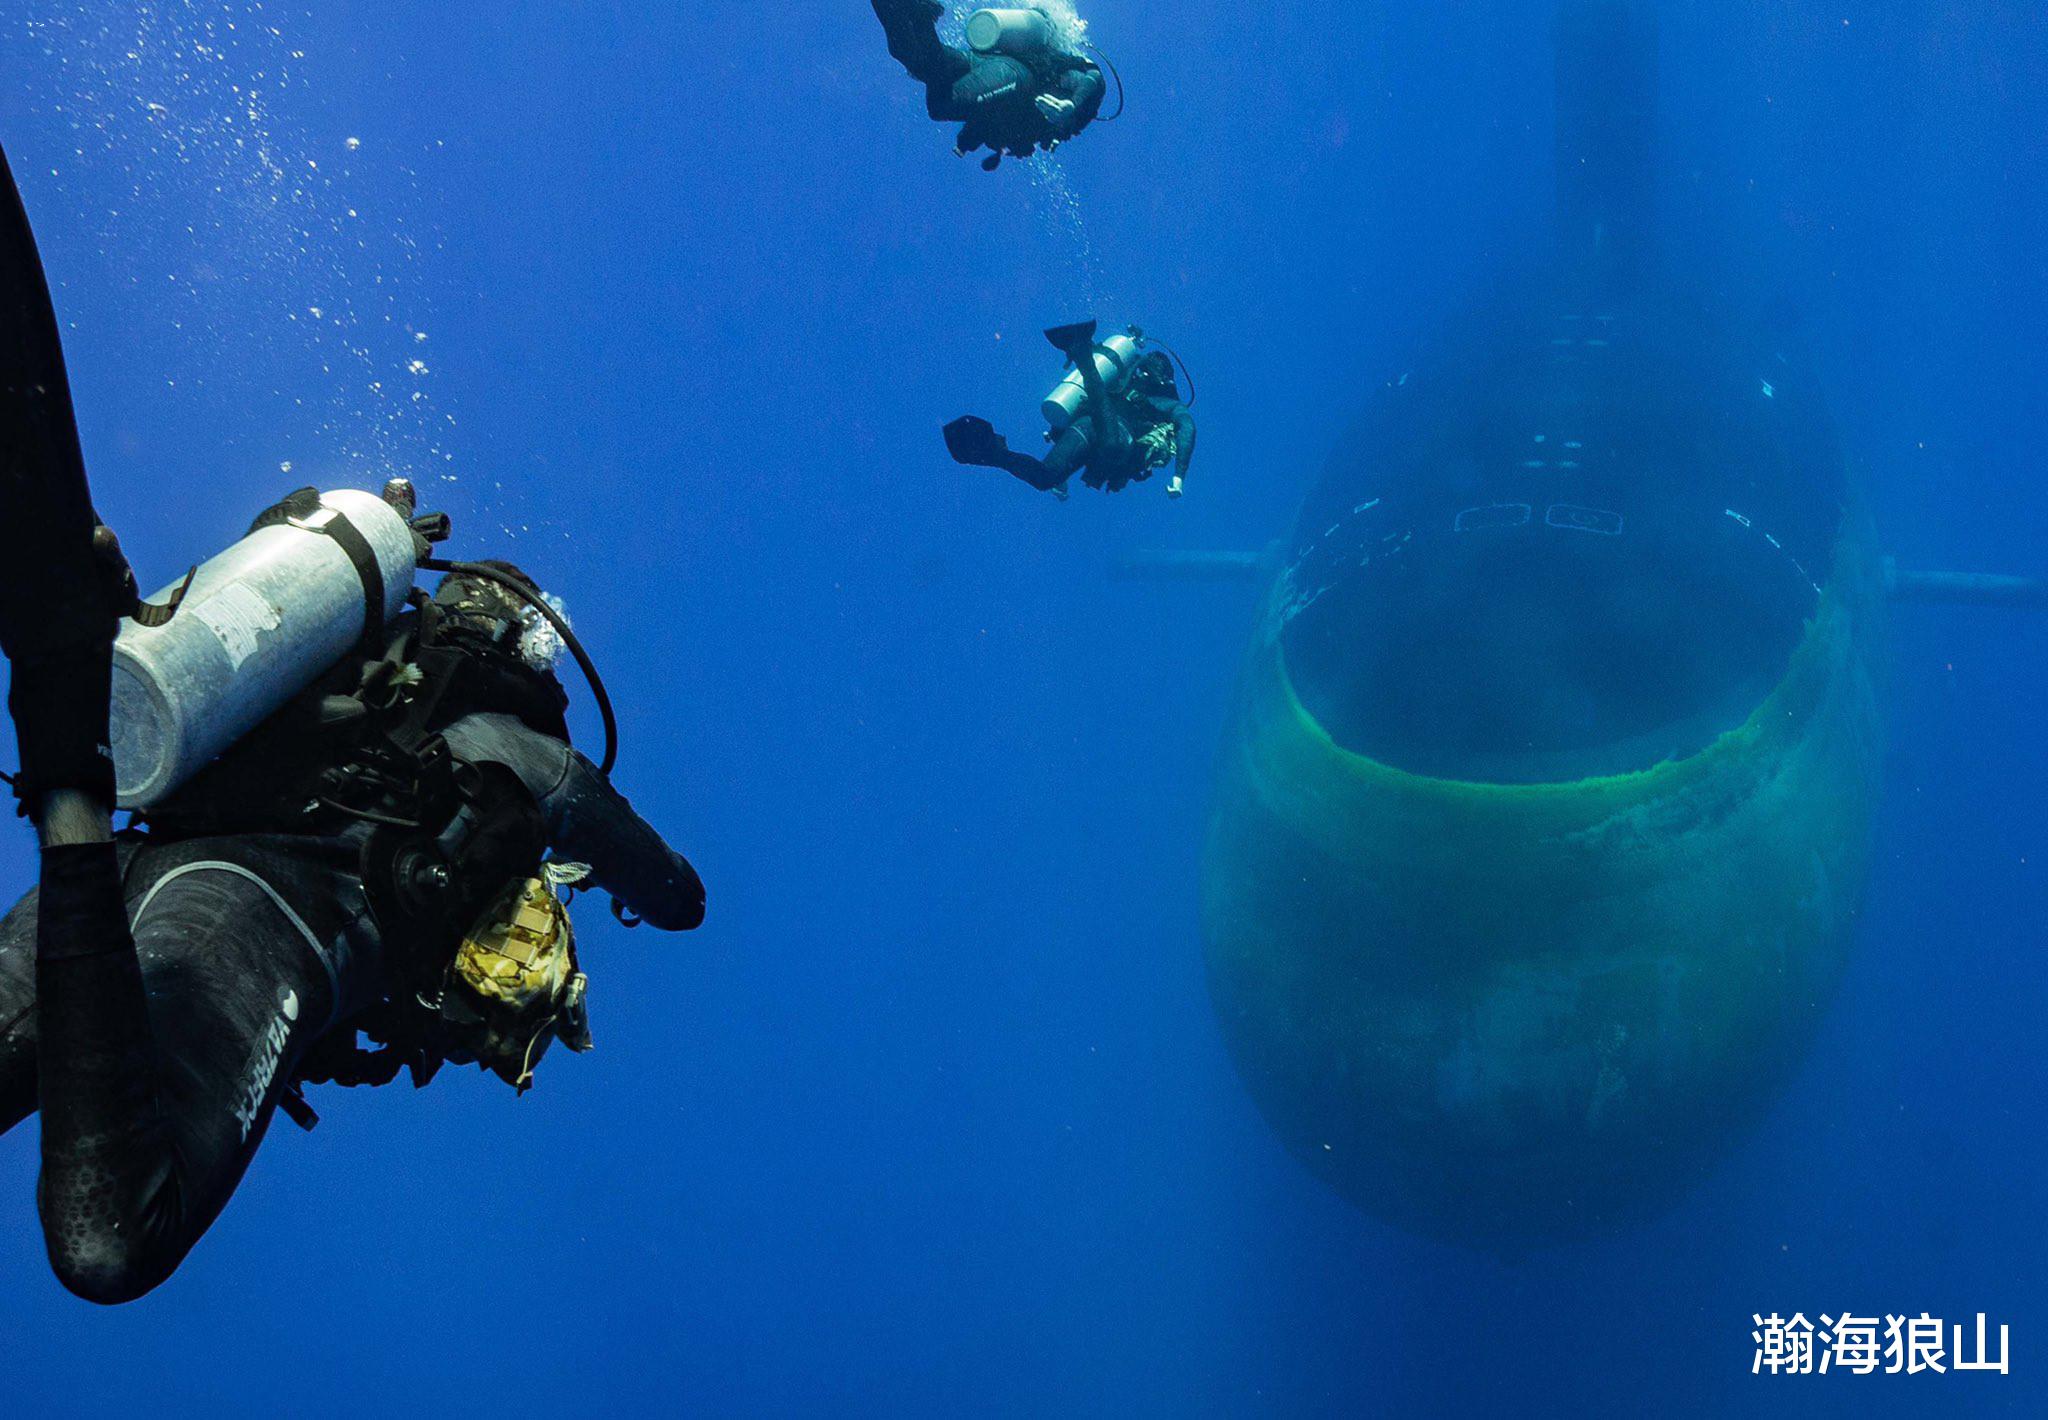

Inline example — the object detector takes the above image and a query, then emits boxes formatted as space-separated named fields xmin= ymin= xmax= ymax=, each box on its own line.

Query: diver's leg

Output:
xmin=1043 ymin=321 xmax=1133 ymax=463
xmin=872 ymin=0 xmax=971 ymax=95
xmin=1041 ymin=419 xmax=1094 ymax=488
xmin=34 ymin=840 xmax=180 ymax=1306
xmin=945 ymin=415 xmax=1073 ymax=491
xmin=0 ymin=889 xmax=37 ymax=1131
xmin=440 ymin=714 xmax=705 ymax=931
xmin=1070 ymin=364 xmax=1133 ymax=483
xmin=36 ymin=842 xmax=375 ymax=1304
xmin=985 ymin=442 xmax=1068 ymax=492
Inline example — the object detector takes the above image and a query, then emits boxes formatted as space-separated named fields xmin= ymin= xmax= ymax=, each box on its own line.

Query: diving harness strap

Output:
xmin=251 ymin=486 xmax=388 ymax=652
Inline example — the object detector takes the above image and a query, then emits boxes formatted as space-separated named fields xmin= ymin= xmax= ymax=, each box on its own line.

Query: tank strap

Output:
xmin=127 ymin=567 xmax=194 ymax=628
xmin=249 ymin=486 xmax=391 ymax=652
xmin=291 ymin=505 xmax=388 ymax=652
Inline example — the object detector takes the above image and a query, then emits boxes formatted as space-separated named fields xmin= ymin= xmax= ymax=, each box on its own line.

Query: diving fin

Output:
xmin=1043 ymin=319 xmax=1099 ymax=361
xmin=943 ymin=415 xmax=1011 ymax=467
xmin=0 ymin=140 xmax=123 ymax=670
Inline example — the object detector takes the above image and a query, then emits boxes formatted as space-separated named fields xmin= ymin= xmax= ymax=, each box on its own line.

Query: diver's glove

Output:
xmin=1166 ymin=475 xmax=1184 ymax=499
xmin=1034 ymin=93 xmax=1078 ymax=132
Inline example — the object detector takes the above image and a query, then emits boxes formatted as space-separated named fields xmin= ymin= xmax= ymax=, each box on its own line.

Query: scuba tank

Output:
xmin=965 ymin=8 xmax=1056 ymax=57
xmin=110 ymin=487 xmax=420 ymax=808
xmin=1042 ymin=329 xmax=1144 ymax=430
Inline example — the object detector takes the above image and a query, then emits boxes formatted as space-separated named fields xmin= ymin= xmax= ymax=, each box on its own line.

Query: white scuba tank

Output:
xmin=966 ymin=8 xmax=1056 ymax=56
xmin=1042 ymin=331 xmax=1142 ymax=431
xmin=110 ymin=488 xmax=420 ymax=808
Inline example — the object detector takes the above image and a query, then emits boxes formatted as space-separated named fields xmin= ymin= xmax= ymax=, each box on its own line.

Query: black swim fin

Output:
xmin=943 ymin=415 xmax=1010 ymax=467
xmin=1043 ymin=319 xmax=1098 ymax=361
xmin=0 ymin=141 xmax=114 ymax=665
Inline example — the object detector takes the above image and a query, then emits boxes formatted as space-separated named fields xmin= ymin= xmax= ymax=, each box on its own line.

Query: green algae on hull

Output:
xmin=1200 ymin=516 xmax=1887 ymax=1245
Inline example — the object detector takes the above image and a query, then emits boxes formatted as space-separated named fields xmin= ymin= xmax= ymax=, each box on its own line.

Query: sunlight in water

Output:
xmin=1025 ymin=152 xmax=1105 ymax=313
xmin=939 ymin=4 xmax=1106 ymax=312
xmin=23 ymin=0 xmax=453 ymax=484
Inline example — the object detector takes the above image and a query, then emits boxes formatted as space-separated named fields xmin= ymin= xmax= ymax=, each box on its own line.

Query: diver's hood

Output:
xmin=1129 ymin=352 xmax=1179 ymax=398
xmin=431 ymin=559 xmax=573 ymax=675
xmin=433 ymin=560 xmax=538 ymax=639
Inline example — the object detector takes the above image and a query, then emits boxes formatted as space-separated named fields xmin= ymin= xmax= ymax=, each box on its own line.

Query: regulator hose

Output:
xmin=1083 ymin=43 xmax=1126 ymax=121
xmin=1148 ymin=340 xmax=1197 ymax=407
xmin=419 ymin=557 xmax=620 ymax=778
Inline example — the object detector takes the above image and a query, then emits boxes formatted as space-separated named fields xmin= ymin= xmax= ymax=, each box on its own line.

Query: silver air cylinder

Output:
xmin=1042 ymin=331 xmax=1142 ymax=430
xmin=111 ymin=488 xmax=419 ymax=808
xmin=966 ymin=8 xmax=1055 ymax=56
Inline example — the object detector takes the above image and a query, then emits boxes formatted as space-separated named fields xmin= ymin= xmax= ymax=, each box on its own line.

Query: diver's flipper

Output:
xmin=1043 ymin=319 xmax=1099 ymax=360
xmin=0 ymin=142 xmax=112 ymax=663
xmin=1 ymin=142 xmax=93 ymax=526
xmin=945 ymin=416 xmax=1064 ymax=491
xmin=943 ymin=415 xmax=1011 ymax=467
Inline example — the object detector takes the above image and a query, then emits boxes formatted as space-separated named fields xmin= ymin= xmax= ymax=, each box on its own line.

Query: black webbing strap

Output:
xmin=247 ymin=487 xmax=388 ymax=651
xmin=128 ymin=565 xmax=195 ymax=628
xmin=291 ymin=505 xmax=387 ymax=651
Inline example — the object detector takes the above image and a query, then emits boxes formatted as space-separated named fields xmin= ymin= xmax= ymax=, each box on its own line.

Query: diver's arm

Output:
xmin=442 ymin=713 xmax=706 ymax=931
xmin=1172 ymin=407 xmax=1197 ymax=478
xmin=1035 ymin=65 xmax=1100 ymax=136
xmin=1056 ymin=64 xmax=1105 ymax=125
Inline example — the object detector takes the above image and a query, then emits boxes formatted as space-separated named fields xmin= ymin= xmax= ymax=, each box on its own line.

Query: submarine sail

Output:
xmin=1200 ymin=0 xmax=1885 ymax=1243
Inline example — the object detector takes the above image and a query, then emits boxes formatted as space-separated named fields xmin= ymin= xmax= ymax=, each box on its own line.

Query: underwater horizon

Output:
xmin=0 ymin=2 xmax=2044 ymax=1415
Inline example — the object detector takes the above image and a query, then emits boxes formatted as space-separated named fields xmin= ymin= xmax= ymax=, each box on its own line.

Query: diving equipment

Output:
xmin=420 ymin=558 xmax=619 ymax=778
xmin=943 ymin=414 xmax=1014 ymax=466
xmin=443 ymin=862 xmax=594 ymax=1092
xmin=965 ymin=8 xmax=1055 ymax=57
xmin=1042 ymin=330 xmax=1143 ymax=430
xmin=1137 ymin=422 xmax=1178 ymax=471
xmin=110 ymin=488 xmax=419 ymax=808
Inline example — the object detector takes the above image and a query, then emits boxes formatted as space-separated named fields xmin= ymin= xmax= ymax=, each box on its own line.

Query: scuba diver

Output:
xmin=871 ymin=2 xmax=1108 ymax=170
xmin=944 ymin=319 xmax=1196 ymax=498
xmin=0 ymin=139 xmax=704 ymax=1304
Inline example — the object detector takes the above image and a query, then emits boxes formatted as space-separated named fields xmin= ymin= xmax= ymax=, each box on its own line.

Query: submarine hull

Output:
xmin=1203 ymin=522 xmax=1884 ymax=1243
xmin=1196 ymin=0 xmax=1886 ymax=1245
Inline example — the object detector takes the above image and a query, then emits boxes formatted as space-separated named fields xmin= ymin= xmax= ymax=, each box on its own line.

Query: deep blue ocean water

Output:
xmin=0 ymin=2 xmax=2043 ymax=1415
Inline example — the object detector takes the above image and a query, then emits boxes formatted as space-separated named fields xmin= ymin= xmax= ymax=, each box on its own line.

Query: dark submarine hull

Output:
xmin=1201 ymin=270 xmax=1887 ymax=1243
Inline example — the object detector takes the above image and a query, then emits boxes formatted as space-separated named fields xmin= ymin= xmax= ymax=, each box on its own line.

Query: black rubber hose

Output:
xmin=418 ymin=558 xmax=620 ymax=778
xmin=1084 ymin=44 xmax=1126 ymax=121
xmin=1149 ymin=340 xmax=1197 ymax=407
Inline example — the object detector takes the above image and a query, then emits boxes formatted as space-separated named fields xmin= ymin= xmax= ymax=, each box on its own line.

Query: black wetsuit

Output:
xmin=0 ymin=712 xmax=701 ymax=1304
xmin=871 ymin=0 xmax=1105 ymax=166
xmin=1040 ymin=351 xmax=1196 ymax=492
xmin=0 ymin=140 xmax=704 ymax=1304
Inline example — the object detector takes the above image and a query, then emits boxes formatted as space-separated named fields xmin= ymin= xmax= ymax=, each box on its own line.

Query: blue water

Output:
xmin=0 ymin=2 xmax=2044 ymax=1415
